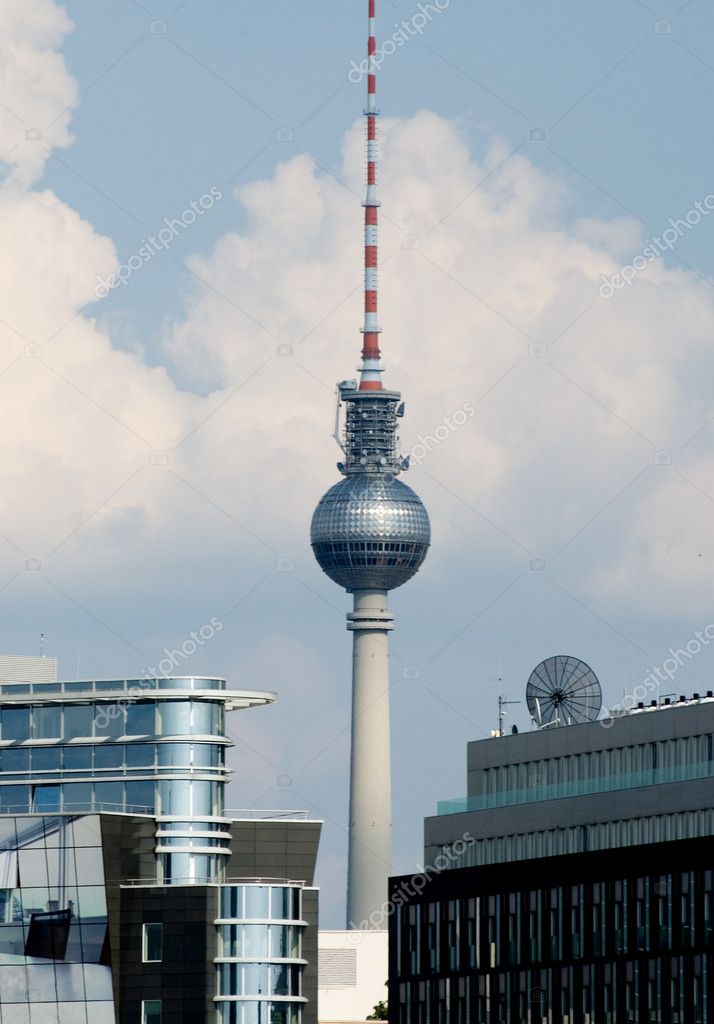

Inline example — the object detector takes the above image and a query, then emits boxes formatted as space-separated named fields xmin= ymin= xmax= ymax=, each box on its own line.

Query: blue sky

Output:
xmin=48 ymin=0 xmax=714 ymax=349
xmin=4 ymin=0 xmax=714 ymax=926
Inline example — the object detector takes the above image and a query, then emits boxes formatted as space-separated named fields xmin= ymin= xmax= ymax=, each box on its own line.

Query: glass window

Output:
xmin=63 ymin=746 xmax=92 ymax=771
xmin=0 ymin=785 xmax=29 ymax=812
xmin=157 ymin=743 xmax=190 ymax=767
xmin=192 ymin=743 xmax=219 ymax=767
xmin=142 ymin=1001 xmax=162 ymax=1024
xmin=94 ymin=745 xmax=124 ymax=770
xmin=158 ymin=702 xmax=191 ymax=736
xmin=33 ymin=785 xmax=61 ymax=813
xmin=33 ymin=706 xmax=62 ymax=739
xmin=126 ymin=780 xmax=154 ymax=814
xmin=243 ymin=924 xmax=270 ymax=958
xmin=126 ymin=702 xmax=155 ymax=736
xmin=126 ymin=744 xmax=155 ymax=768
xmin=158 ymin=779 xmax=191 ymax=817
xmin=222 ymin=887 xmax=241 ymax=919
xmin=63 ymin=782 xmax=93 ymax=812
xmin=31 ymin=748 xmax=61 ymax=771
xmin=64 ymin=704 xmax=94 ymax=738
xmin=94 ymin=706 xmax=126 ymax=738
xmin=2 ymin=748 xmax=30 ymax=772
xmin=94 ymin=781 xmax=124 ymax=811
xmin=1 ymin=707 xmax=31 ymax=741
xmin=191 ymin=702 xmax=214 ymax=735
xmin=245 ymin=887 xmax=270 ymax=920
xmin=143 ymin=923 xmax=163 ymax=962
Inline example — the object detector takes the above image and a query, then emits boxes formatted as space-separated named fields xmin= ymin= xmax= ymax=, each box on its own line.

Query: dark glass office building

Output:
xmin=389 ymin=695 xmax=714 ymax=1023
xmin=0 ymin=674 xmax=322 ymax=1024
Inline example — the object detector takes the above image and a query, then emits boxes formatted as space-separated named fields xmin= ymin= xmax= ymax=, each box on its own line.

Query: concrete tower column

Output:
xmin=346 ymin=589 xmax=395 ymax=929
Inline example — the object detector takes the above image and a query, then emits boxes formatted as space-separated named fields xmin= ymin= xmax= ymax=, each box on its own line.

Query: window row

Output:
xmin=1 ymin=677 xmax=225 ymax=695
xmin=218 ymin=962 xmax=302 ymax=998
xmin=395 ymin=956 xmax=710 ymax=1024
xmin=217 ymin=1003 xmax=301 ymax=1024
xmin=0 ymin=742 xmax=225 ymax=774
xmin=482 ymin=735 xmax=713 ymax=797
xmin=221 ymin=885 xmax=302 ymax=923
xmin=0 ymin=781 xmax=155 ymax=815
xmin=398 ymin=871 xmax=714 ymax=975
xmin=218 ymin=924 xmax=302 ymax=961
xmin=0 ymin=778 xmax=224 ymax=817
xmin=0 ymin=700 xmax=225 ymax=742
xmin=442 ymin=809 xmax=714 ymax=870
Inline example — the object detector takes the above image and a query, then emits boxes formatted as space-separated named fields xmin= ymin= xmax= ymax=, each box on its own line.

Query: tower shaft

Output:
xmin=310 ymin=0 xmax=430 ymax=931
xmin=346 ymin=590 xmax=394 ymax=928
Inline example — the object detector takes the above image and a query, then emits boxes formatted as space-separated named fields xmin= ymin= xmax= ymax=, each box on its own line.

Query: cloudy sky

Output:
xmin=3 ymin=0 xmax=714 ymax=924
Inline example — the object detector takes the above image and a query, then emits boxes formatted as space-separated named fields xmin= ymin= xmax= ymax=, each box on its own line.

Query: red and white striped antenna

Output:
xmin=359 ymin=0 xmax=383 ymax=391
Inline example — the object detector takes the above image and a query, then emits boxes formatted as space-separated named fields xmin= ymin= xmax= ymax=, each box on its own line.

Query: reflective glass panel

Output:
xmin=126 ymin=780 xmax=154 ymax=814
xmin=2 ymin=748 xmax=30 ymax=773
xmin=142 ymin=1001 xmax=162 ymax=1024
xmin=158 ymin=702 xmax=190 ymax=736
xmin=63 ymin=782 xmax=93 ymax=812
xmin=126 ymin=702 xmax=155 ymax=736
xmin=0 ymin=785 xmax=29 ymax=812
xmin=63 ymin=746 xmax=92 ymax=771
xmin=126 ymin=744 xmax=155 ymax=768
xmin=243 ymin=924 xmax=270 ymax=957
xmin=94 ymin=781 xmax=124 ymax=811
xmin=191 ymin=702 xmax=214 ymax=735
xmin=31 ymin=748 xmax=61 ymax=771
xmin=94 ymin=707 xmax=126 ymax=738
xmin=192 ymin=743 xmax=219 ymax=767
xmin=33 ymin=784 xmax=61 ymax=812
xmin=245 ymin=886 xmax=270 ymax=920
xmin=1 ymin=707 xmax=30 ymax=741
xmin=94 ymin=745 xmax=124 ymax=770
xmin=157 ymin=743 xmax=190 ymax=767
xmin=32 ymin=706 xmax=62 ymax=739
xmin=143 ymin=923 xmax=162 ymax=962
xmin=64 ymin=705 xmax=94 ymax=738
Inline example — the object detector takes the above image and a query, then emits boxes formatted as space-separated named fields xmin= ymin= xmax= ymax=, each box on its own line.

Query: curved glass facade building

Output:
xmin=0 ymin=676 xmax=272 ymax=885
xmin=0 ymin=671 xmax=322 ymax=1024
xmin=216 ymin=883 xmax=306 ymax=1024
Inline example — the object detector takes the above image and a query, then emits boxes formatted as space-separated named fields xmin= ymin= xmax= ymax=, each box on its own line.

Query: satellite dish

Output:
xmin=526 ymin=656 xmax=601 ymax=727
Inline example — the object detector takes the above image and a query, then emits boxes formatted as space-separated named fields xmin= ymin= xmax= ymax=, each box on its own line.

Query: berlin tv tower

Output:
xmin=311 ymin=0 xmax=431 ymax=929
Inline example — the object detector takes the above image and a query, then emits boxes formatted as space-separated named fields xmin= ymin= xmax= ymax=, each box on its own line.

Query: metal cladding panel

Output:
xmin=118 ymin=885 xmax=214 ymax=1024
xmin=224 ymin=820 xmax=322 ymax=884
xmin=0 ymin=654 xmax=57 ymax=681
xmin=311 ymin=474 xmax=430 ymax=590
xmin=302 ymin=888 xmax=319 ymax=1024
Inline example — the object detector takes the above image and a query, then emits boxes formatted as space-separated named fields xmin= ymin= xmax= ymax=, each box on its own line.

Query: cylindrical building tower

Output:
xmin=311 ymin=0 xmax=430 ymax=929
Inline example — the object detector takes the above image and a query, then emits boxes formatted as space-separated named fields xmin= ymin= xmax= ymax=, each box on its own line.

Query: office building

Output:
xmin=389 ymin=692 xmax=714 ymax=1022
xmin=0 ymin=672 xmax=322 ymax=1024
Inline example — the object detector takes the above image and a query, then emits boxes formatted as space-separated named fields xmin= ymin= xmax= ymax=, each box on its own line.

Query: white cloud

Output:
xmin=0 ymin=5 xmax=713 ymax=628
xmin=0 ymin=0 xmax=76 ymax=187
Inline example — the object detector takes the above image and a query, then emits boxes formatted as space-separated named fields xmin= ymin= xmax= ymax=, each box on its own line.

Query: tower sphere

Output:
xmin=311 ymin=473 xmax=431 ymax=592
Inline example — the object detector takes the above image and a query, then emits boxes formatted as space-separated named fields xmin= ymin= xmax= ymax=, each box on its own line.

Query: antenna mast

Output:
xmin=360 ymin=0 xmax=382 ymax=391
